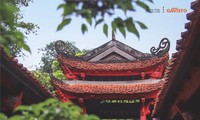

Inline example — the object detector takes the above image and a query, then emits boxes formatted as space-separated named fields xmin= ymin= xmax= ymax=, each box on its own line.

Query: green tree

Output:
xmin=57 ymin=0 xmax=152 ymax=38
xmin=76 ymin=49 xmax=91 ymax=56
xmin=0 ymin=0 xmax=39 ymax=56
xmin=0 ymin=98 xmax=99 ymax=120
xmin=38 ymin=41 xmax=81 ymax=73
xmin=1 ymin=0 xmax=153 ymax=56
xmin=34 ymin=41 xmax=90 ymax=94
xmin=52 ymin=60 xmax=66 ymax=80
xmin=32 ymin=70 xmax=53 ymax=91
xmin=32 ymin=59 xmax=66 ymax=94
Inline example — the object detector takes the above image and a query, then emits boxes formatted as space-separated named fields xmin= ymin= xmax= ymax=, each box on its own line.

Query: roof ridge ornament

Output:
xmin=55 ymin=40 xmax=65 ymax=54
xmin=150 ymin=38 xmax=170 ymax=57
xmin=112 ymin=30 xmax=115 ymax=40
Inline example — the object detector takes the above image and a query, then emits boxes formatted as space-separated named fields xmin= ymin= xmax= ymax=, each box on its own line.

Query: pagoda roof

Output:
xmin=55 ymin=37 xmax=170 ymax=63
xmin=51 ymin=79 xmax=163 ymax=95
xmin=55 ymin=38 xmax=170 ymax=74
xmin=82 ymin=39 xmax=153 ymax=61
xmin=56 ymin=39 xmax=153 ymax=62
xmin=58 ymin=53 xmax=169 ymax=72
xmin=153 ymin=0 xmax=200 ymax=117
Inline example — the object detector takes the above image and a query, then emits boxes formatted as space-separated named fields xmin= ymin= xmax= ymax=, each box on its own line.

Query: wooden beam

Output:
xmin=72 ymin=70 xmax=156 ymax=77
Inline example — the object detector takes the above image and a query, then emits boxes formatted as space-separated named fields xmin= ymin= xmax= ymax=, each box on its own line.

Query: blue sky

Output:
xmin=19 ymin=0 xmax=194 ymax=70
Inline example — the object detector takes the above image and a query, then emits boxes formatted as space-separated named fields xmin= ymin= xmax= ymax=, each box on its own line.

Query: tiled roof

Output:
xmin=58 ymin=53 xmax=169 ymax=72
xmin=55 ymin=39 xmax=153 ymax=61
xmin=153 ymin=0 xmax=200 ymax=116
xmin=0 ymin=47 xmax=54 ymax=98
xmin=51 ymin=79 xmax=164 ymax=94
xmin=81 ymin=40 xmax=153 ymax=61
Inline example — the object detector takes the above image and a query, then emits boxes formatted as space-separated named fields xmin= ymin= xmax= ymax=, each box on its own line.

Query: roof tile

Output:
xmin=186 ymin=11 xmax=194 ymax=20
xmin=59 ymin=54 xmax=169 ymax=72
xmin=52 ymin=79 xmax=163 ymax=94
xmin=0 ymin=47 xmax=54 ymax=98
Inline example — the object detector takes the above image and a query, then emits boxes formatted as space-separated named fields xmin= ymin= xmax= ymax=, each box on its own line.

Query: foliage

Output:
xmin=76 ymin=49 xmax=91 ymax=56
xmin=38 ymin=41 xmax=81 ymax=73
xmin=52 ymin=60 xmax=66 ymax=79
xmin=32 ymin=70 xmax=53 ymax=91
xmin=0 ymin=113 xmax=7 ymax=120
xmin=57 ymin=0 xmax=152 ymax=38
xmin=0 ymin=0 xmax=39 ymax=56
xmin=35 ymin=41 xmax=89 ymax=94
xmin=0 ymin=98 xmax=99 ymax=120
xmin=32 ymin=59 xmax=66 ymax=94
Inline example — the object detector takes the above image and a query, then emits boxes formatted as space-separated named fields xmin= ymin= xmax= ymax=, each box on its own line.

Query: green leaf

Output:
xmin=84 ymin=115 xmax=100 ymax=120
xmin=136 ymin=1 xmax=150 ymax=12
xmin=126 ymin=1 xmax=134 ymax=10
xmin=60 ymin=102 xmax=74 ymax=109
xmin=125 ymin=18 xmax=140 ymax=38
xmin=103 ymin=24 xmax=108 ymax=37
xmin=32 ymin=104 xmax=43 ymax=116
xmin=8 ymin=115 xmax=22 ymax=120
xmin=57 ymin=4 xmax=65 ymax=10
xmin=111 ymin=21 xmax=117 ymax=32
xmin=86 ymin=17 xmax=92 ymax=26
xmin=57 ymin=18 xmax=71 ymax=31
xmin=0 ymin=113 xmax=7 ymax=120
xmin=147 ymin=0 xmax=154 ymax=3
xmin=62 ymin=4 xmax=76 ymax=16
xmin=14 ymin=105 xmax=32 ymax=112
xmin=128 ymin=23 xmax=139 ymax=38
xmin=95 ymin=18 xmax=103 ymax=28
xmin=44 ymin=98 xmax=59 ymax=106
xmin=23 ymin=44 xmax=31 ymax=53
xmin=113 ymin=17 xmax=126 ymax=37
xmin=118 ymin=1 xmax=134 ymax=14
xmin=14 ymin=31 xmax=24 ymax=40
xmin=136 ymin=21 xmax=148 ymax=29
xmin=118 ymin=26 xmax=126 ymax=37
xmin=4 ymin=47 xmax=11 ymax=56
xmin=81 ymin=24 xmax=88 ymax=34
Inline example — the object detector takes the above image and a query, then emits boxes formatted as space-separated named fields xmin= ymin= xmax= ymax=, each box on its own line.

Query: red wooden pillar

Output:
xmin=140 ymin=98 xmax=146 ymax=120
xmin=141 ymin=72 xmax=146 ymax=80
xmin=79 ymin=98 xmax=86 ymax=114
xmin=80 ymin=73 xmax=85 ymax=80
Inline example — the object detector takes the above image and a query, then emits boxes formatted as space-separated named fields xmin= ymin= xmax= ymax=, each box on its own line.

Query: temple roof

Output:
xmin=56 ymin=39 xmax=153 ymax=62
xmin=55 ymin=38 xmax=170 ymax=63
xmin=153 ymin=0 xmax=200 ymax=117
xmin=55 ymin=38 xmax=170 ymax=74
xmin=51 ymin=79 xmax=163 ymax=94
xmin=0 ymin=47 xmax=54 ymax=100
xmin=82 ymin=40 xmax=153 ymax=62
xmin=58 ymin=53 xmax=169 ymax=72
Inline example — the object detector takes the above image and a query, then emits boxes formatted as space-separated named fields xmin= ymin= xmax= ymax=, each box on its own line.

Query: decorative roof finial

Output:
xmin=55 ymin=40 xmax=65 ymax=54
xmin=112 ymin=30 xmax=115 ymax=40
xmin=150 ymin=38 xmax=170 ymax=57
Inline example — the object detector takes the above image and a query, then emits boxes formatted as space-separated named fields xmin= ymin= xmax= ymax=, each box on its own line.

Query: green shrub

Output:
xmin=0 ymin=98 xmax=99 ymax=120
